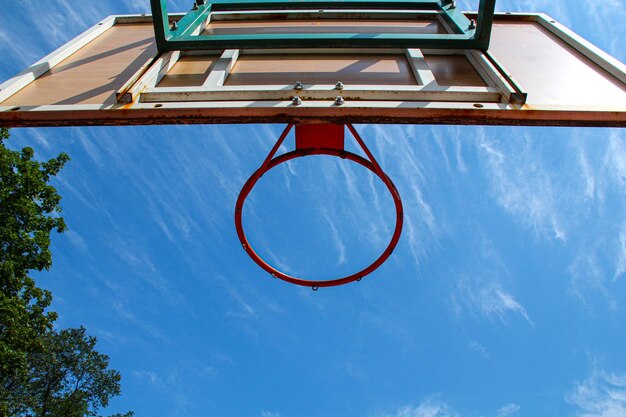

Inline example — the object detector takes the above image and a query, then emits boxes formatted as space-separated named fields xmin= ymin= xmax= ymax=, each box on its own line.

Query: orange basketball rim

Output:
xmin=234 ymin=124 xmax=404 ymax=289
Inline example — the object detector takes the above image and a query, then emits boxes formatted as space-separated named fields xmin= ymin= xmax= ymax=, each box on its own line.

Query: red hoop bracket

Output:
xmin=234 ymin=124 xmax=403 ymax=289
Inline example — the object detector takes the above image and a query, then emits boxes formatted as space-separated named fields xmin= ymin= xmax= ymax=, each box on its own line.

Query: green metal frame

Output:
xmin=150 ymin=0 xmax=496 ymax=51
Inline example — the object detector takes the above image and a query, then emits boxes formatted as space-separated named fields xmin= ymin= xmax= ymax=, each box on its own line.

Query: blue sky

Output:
xmin=1 ymin=1 xmax=626 ymax=417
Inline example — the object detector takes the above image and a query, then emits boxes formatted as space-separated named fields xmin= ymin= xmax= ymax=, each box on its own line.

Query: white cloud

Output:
xmin=0 ymin=26 xmax=12 ymax=50
xmin=202 ymin=366 xmax=218 ymax=379
xmin=323 ymin=211 xmax=347 ymax=266
xmin=22 ymin=1 xmax=103 ymax=49
xmin=566 ymin=370 xmax=626 ymax=417
xmin=261 ymin=411 xmax=281 ymax=417
xmin=378 ymin=398 xmax=521 ymax=417
xmin=95 ymin=329 xmax=126 ymax=344
xmin=363 ymin=124 xmax=439 ymax=268
xmin=27 ymin=129 xmax=51 ymax=151
xmin=605 ymin=131 xmax=626 ymax=187
xmin=468 ymin=340 xmax=489 ymax=358
xmin=582 ymin=0 xmax=626 ymax=60
xmin=577 ymin=147 xmax=597 ymax=201
xmin=567 ymin=254 xmax=617 ymax=312
xmin=118 ymin=0 xmax=151 ymax=13
xmin=477 ymin=130 xmax=565 ymax=241
xmin=112 ymin=236 xmax=188 ymax=308
xmin=453 ymin=130 xmax=467 ymax=173
xmin=448 ymin=235 xmax=533 ymax=325
xmin=616 ymin=225 xmax=626 ymax=280
xmin=226 ymin=286 xmax=256 ymax=318
xmin=497 ymin=403 xmax=520 ymax=417
xmin=565 ymin=129 xmax=626 ymax=309
xmin=470 ymin=125 xmax=625 ymax=314
xmin=454 ymin=275 xmax=533 ymax=326
xmin=133 ymin=370 xmax=161 ymax=385
xmin=64 ymin=230 xmax=88 ymax=253
xmin=380 ymin=398 xmax=458 ymax=417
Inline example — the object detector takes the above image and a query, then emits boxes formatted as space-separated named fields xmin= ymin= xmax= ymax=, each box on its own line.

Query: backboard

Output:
xmin=0 ymin=4 xmax=624 ymax=128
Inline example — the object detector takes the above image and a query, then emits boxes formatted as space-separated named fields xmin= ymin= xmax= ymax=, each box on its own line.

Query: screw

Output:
xmin=335 ymin=81 xmax=344 ymax=90
xmin=468 ymin=19 xmax=476 ymax=30
xmin=292 ymin=96 xmax=302 ymax=106
xmin=449 ymin=0 xmax=456 ymax=9
xmin=312 ymin=286 xmax=319 ymax=291
xmin=171 ymin=20 xmax=178 ymax=31
xmin=294 ymin=81 xmax=304 ymax=90
xmin=334 ymin=96 xmax=345 ymax=106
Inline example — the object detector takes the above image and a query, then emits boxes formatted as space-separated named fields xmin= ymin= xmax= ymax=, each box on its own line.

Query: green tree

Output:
xmin=0 ymin=128 xmax=131 ymax=417
xmin=28 ymin=327 xmax=130 ymax=417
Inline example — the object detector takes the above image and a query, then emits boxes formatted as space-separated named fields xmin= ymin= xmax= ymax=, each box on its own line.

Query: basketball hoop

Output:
xmin=234 ymin=123 xmax=404 ymax=289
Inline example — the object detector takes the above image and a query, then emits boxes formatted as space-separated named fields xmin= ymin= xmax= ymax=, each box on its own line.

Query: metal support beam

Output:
xmin=151 ymin=0 xmax=497 ymax=51
xmin=150 ymin=0 xmax=171 ymax=52
xmin=172 ymin=2 xmax=213 ymax=36
xmin=406 ymin=49 xmax=438 ymax=86
xmin=203 ymin=49 xmax=240 ymax=86
xmin=439 ymin=1 xmax=473 ymax=34
xmin=474 ymin=0 xmax=496 ymax=49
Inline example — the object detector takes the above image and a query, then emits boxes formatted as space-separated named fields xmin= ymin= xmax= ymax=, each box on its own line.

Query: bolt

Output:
xmin=468 ymin=19 xmax=476 ymax=30
xmin=171 ymin=20 xmax=178 ymax=31
xmin=292 ymin=96 xmax=302 ymax=106
xmin=335 ymin=81 xmax=344 ymax=90
xmin=334 ymin=96 xmax=345 ymax=106
xmin=294 ymin=81 xmax=304 ymax=90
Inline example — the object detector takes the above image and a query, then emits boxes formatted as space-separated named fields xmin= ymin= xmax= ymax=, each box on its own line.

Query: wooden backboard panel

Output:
xmin=2 ymin=24 xmax=156 ymax=107
xmin=223 ymin=54 xmax=416 ymax=86
xmin=489 ymin=21 xmax=626 ymax=110
xmin=157 ymin=56 xmax=218 ymax=87
xmin=0 ymin=13 xmax=624 ymax=127
xmin=424 ymin=55 xmax=487 ymax=86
